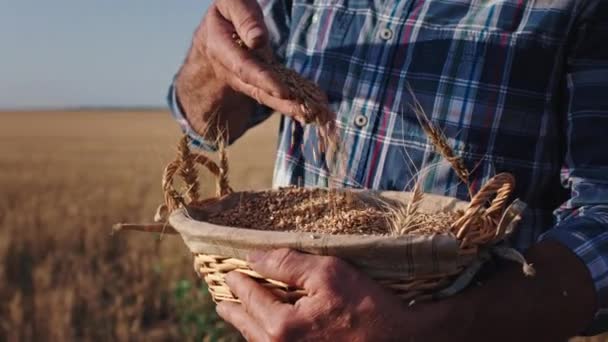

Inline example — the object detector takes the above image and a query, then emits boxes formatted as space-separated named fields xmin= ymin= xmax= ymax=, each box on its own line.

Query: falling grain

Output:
xmin=231 ymin=32 xmax=340 ymax=168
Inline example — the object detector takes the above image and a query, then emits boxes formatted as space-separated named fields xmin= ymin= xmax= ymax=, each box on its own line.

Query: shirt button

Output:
xmin=379 ymin=28 xmax=393 ymax=40
xmin=354 ymin=114 xmax=368 ymax=128
xmin=311 ymin=14 xmax=319 ymax=23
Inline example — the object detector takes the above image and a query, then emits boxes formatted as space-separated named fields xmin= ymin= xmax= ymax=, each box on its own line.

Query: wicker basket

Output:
xmin=115 ymin=173 xmax=527 ymax=304
xmin=110 ymin=35 xmax=536 ymax=305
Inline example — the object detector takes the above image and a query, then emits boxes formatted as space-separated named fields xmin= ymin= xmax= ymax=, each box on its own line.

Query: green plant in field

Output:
xmin=172 ymin=279 xmax=238 ymax=341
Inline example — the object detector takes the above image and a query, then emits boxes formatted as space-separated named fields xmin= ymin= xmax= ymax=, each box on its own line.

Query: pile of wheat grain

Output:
xmin=206 ymin=187 xmax=390 ymax=235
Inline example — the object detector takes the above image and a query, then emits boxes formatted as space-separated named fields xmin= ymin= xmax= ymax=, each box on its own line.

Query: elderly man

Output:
xmin=169 ymin=0 xmax=608 ymax=340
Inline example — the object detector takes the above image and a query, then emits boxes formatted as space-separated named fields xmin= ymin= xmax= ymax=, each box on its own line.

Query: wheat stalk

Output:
xmin=386 ymin=87 xmax=475 ymax=235
xmin=387 ymin=181 xmax=426 ymax=235
xmin=231 ymin=33 xmax=340 ymax=168
xmin=403 ymin=181 xmax=424 ymax=233
xmin=407 ymin=181 xmax=424 ymax=217
xmin=410 ymin=100 xmax=471 ymax=197
xmin=231 ymin=33 xmax=333 ymax=125
xmin=217 ymin=137 xmax=232 ymax=197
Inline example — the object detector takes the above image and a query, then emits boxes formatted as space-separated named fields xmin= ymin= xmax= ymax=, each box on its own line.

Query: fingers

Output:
xmin=225 ymin=272 xmax=296 ymax=339
xmin=215 ymin=0 xmax=267 ymax=49
xmin=211 ymin=61 xmax=301 ymax=118
xmin=248 ymin=249 xmax=344 ymax=291
xmin=244 ymin=83 xmax=302 ymax=120
xmin=205 ymin=11 xmax=287 ymax=97
xmin=206 ymin=0 xmax=292 ymax=100
xmin=216 ymin=302 xmax=267 ymax=341
xmin=225 ymin=272 xmax=288 ymax=317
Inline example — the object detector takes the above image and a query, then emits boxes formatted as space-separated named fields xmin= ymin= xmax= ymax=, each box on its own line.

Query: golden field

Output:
xmin=0 ymin=110 xmax=279 ymax=341
xmin=0 ymin=110 xmax=604 ymax=341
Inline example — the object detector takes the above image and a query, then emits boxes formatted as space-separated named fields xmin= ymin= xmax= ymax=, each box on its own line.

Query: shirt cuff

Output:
xmin=167 ymin=81 xmax=219 ymax=151
xmin=539 ymin=215 xmax=608 ymax=335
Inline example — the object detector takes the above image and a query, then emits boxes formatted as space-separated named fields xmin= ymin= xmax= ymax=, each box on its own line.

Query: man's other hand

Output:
xmin=216 ymin=249 xmax=465 ymax=342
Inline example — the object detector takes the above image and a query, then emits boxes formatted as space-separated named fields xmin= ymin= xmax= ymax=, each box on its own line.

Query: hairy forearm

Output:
xmin=175 ymin=53 xmax=256 ymax=142
xmin=459 ymin=241 xmax=596 ymax=341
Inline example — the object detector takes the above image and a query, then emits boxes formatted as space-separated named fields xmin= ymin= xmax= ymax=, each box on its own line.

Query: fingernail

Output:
xmin=247 ymin=250 xmax=266 ymax=263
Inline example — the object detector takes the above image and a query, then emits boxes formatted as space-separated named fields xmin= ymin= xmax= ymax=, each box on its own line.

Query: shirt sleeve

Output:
xmin=167 ymin=0 xmax=292 ymax=150
xmin=538 ymin=0 xmax=608 ymax=335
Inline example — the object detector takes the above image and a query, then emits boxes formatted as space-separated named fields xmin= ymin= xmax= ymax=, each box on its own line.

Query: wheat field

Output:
xmin=0 ymin=110 xmax=278 ymax=341
xmin=0 ymin=110 xmax=604 ymax=341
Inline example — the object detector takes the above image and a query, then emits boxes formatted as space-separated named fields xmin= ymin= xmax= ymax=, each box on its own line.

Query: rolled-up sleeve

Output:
xmin=539 ymin=0 xmax=608 ymax=335
xmin=167 ymin=0 xmax=292 ymax=150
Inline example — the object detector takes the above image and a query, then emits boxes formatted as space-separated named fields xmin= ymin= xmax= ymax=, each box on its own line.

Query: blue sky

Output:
xmin=0 ymin=0 xmax=212 ymax=109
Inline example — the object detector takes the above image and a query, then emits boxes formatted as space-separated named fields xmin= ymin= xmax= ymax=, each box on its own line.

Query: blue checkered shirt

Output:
xmin=169 ymin=0 xmax=608 ymax=334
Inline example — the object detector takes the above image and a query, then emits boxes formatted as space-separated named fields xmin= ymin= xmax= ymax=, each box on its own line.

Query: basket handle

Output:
xmin=161 ymin=141 xmax=233 ymax=212
xmin=451 ymin=172 xmax=516 ymax=240
xmin=162 ymin=160 xmax=183 ymax=211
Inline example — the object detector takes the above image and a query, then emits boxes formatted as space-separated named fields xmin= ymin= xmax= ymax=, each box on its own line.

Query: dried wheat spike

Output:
xmin=411 ymin=104 xmax=470 ymax=189
xmin=232 ymin=32 xmax=334 ymax=124
xmin=408 ymin=181 xmax=424 ymax=215
xmin=177 ymin=136 xmax=201 ymax=203
xmin=391 ymin=182 xmax=424 ymax=235
xmin=217 ymin=138 xmax=233 ymax=197
xmin=231 ymin=32 xmax=339 ymax=165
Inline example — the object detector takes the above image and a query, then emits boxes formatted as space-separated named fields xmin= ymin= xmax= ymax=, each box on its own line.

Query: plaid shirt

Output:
xmin=169 ymin=0 xmax=608 ymax=334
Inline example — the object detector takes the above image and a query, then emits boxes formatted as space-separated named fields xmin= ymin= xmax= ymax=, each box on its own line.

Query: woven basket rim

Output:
xmin=169 ymin=206 xmax=463 ymax=248
xmin=166 ymin=188 xmax=480 ymax=278
xmin=163 ymin=188 xmax=525 ymax=279
xmin=169 ymin=188 xmax=470 ymax=241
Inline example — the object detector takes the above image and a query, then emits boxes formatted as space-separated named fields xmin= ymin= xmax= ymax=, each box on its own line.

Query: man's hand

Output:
xmin=216 ymin=249 xmax=466 ymax=342
xmin=187 ymin=0 xmax=296 ymax=111
xmin=217 ymin=242 xmax=597 ymax=342
xmin=175 ymin=0 xmax=299 ymax=141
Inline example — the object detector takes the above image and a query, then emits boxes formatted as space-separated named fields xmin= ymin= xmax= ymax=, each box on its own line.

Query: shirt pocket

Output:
xmin=416 ymin=0 xmax=573 ymax=36
xmin=289 ymin=1 xmax=358 ymax=53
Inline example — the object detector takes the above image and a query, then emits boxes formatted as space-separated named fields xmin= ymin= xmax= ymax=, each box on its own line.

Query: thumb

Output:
xmin=216 ymin=0 xmax=268 ymax=49
xmin=248 ymin=249 xmax=326 ymax=290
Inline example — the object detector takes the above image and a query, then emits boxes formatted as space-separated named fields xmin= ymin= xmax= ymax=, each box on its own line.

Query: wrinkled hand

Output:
xmin=216 ymin=249 xmax=464 ymax=342
xmin=189 ymin=0 xmax=299 ymax=115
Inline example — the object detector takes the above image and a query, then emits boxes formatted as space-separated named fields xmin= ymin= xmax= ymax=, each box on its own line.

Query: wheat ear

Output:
xmin=406 ymin=181 xmax=424 ymax=217
xmin=231 ymin=32 xmax=340 ymax=170
xmin=217 ymin=137 xmax=232 ymax=197
xmin=393 ymin=181 xmax=425 ymax=235
xmin=410 ymin=100 xmax=471 ymax=198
